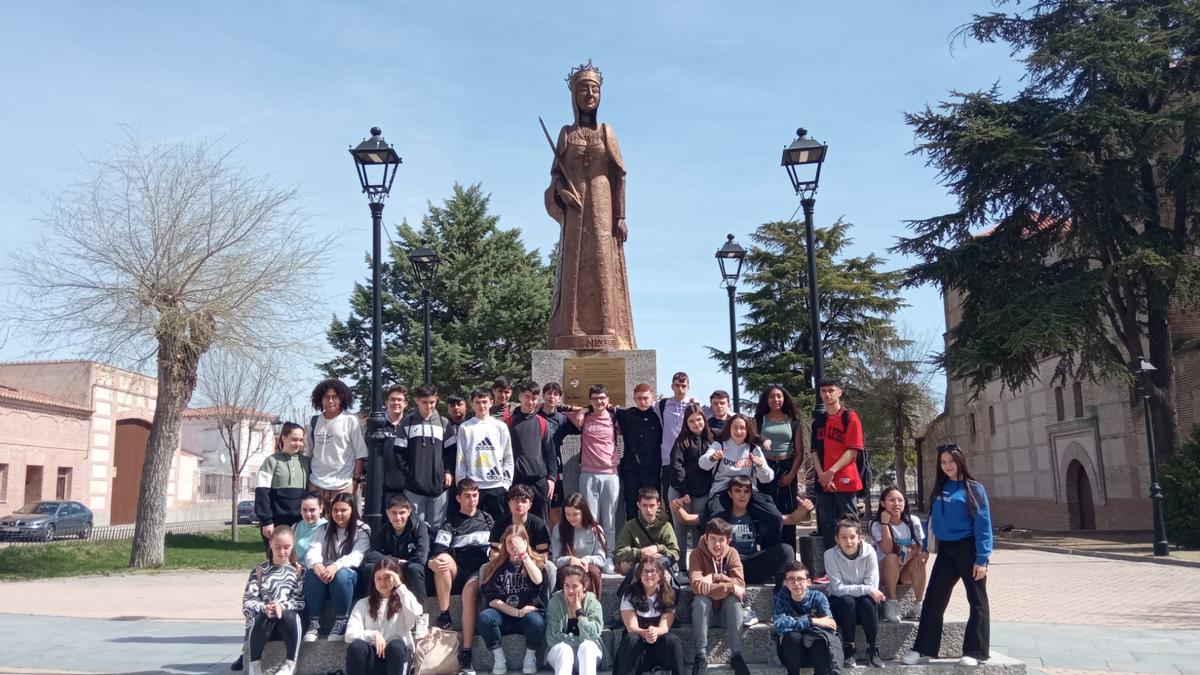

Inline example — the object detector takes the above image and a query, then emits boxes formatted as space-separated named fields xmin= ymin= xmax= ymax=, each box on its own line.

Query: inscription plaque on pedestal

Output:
xmin=562 ymin=356 xmax=627 ymax=407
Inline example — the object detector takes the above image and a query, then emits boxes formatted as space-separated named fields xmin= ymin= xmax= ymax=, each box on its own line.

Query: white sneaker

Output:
xmin=276 ymin=661 xmax=296 ymax=675
xmin=883 ymin=600 xmax=901 ymax=623
xmin=247 ymin=661 xmax=263 ymax=675
xmin=900 ymin=651 xmax=924 ymax=666
xmin=491 ymin=648 xmax=507 ymax=674
xmin=958 ymin=656 xmax=979 ymax=667
xmin=302 ymin=618 xmax=319 ymax=643
xmin=602 ymin=560 xmax=615 ymax=574
xmin=522 ymin=648 xmax=538 ymax=674
xmin=414 ymin=613 xmax=430 ymax=639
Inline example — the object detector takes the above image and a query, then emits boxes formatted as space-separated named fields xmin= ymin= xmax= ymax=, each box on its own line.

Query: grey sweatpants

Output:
xmin=580 ymin=471 xmax=620 ymax=557
xmin=405 ymin=489 xmax=449 ymax=528
xmin=692 ymin=595 xmax=743 ymax=657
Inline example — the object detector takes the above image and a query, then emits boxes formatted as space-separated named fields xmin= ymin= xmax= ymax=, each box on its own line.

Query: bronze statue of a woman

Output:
xmin=544 ymin=60 xmax=637 ymax=351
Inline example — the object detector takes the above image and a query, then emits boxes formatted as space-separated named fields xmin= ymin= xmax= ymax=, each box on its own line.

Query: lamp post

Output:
xmin=349 ymin=126 xmax=402 ymax=533
xmin=781 ymin=127 xmax=829 ymax=415
xmin=716 ymin=234 xmax=747 ymax=413
xmin=1132 ymin=357 xmax=1170 ymax=556
xmin=408 ymin=240 xmax=441 ymax=385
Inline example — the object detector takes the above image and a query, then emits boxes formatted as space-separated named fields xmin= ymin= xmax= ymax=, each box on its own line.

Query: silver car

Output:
xmin=0 ymin=501 xmax=94 ymax=541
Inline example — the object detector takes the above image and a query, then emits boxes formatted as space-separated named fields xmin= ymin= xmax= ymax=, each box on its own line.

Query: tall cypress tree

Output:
xmin=894 ymin=0 xmax=1200 ymax=454
xmin=323 ymin=183 xmax=553 ymax=401
xmin=709 ymin=218 xmax=906 ymax=406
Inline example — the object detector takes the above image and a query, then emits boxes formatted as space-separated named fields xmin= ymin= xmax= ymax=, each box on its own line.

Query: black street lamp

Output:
xmin=716 ymin=234 xmax=747 ymax=413
xmin=781 ymin=127 xmax=829 ymax=415
xmin=1132 ymin=357 xmax=1170 ymax=556
xmin=349 ymin=126 xmax=402 ymax=533
xmin=408 ymin=240 xmax=441 ymax=386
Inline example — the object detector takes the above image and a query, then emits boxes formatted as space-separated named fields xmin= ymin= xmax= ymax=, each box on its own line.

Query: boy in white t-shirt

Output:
xmin=305 ymin=379 xmax=369 ymax=515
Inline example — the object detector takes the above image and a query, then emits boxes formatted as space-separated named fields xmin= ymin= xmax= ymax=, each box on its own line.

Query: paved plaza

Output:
xmin=0 ymin=549 xmax=1197 ymax=674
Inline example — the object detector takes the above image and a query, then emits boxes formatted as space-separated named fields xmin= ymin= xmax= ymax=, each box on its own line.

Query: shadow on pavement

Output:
xmin=110 ymin=635 xmax=243 ymax=645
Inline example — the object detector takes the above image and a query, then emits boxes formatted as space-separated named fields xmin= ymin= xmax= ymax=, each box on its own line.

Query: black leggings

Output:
xmin=777 ymin=631 xmax=843 ymax=675
xmin=346 ymin=637 xmax=412 ymax=675
xmin=248 ymin=610 xmax=302 ymax=662
xmin=761 ymin=458 xmax=799 ymax=548
xmin=829 ymin=594 xmax=878 ymax=653
xmin=913 ymin=537 xmax=989 ymax=659
xmin=614 ymin=631 xmax=686 ymax=675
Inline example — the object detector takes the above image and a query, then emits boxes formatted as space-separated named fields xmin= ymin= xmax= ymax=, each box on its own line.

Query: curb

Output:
xmin=995 ymin=539 xmax=1200 ymax=568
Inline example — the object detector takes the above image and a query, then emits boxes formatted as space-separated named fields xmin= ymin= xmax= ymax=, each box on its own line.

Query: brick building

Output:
xmin=919 ymin=296 xmax=1200 ymax=531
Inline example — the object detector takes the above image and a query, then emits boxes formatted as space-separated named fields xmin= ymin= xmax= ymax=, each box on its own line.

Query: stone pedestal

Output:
xmin=531 ymin=349 xmax=656 ymax=498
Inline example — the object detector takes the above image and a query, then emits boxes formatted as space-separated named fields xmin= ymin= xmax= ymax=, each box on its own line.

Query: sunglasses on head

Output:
xmin=936 ymin=443 xmax=961 ymax=453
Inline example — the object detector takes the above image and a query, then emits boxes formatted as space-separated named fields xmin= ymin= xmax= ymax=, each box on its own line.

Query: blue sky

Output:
xmin=0 ymin=1 xmax=1025 ymax=408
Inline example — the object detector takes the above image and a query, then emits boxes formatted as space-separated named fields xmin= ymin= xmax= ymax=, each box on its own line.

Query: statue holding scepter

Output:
xmin=543 ymin=60 xmax=637 ymax=351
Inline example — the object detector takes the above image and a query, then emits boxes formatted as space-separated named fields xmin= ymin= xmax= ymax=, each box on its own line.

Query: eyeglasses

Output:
xmin=785 ymin=576 xmax=809 ymax=584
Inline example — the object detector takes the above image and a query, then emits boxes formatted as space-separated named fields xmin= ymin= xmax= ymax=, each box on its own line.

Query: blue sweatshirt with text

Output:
xmin=930 ymin=479 xmax=993 ymax=566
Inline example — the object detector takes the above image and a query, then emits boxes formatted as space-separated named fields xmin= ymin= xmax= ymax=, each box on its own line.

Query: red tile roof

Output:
xmin=0 ymin=383 xmax=92 ymax=416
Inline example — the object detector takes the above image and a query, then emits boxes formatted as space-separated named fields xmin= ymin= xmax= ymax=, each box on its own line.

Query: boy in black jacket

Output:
xmin=389 ymin=383 xmax=457 ymax=528
xmin=613 ymin=383 xmax=665 ymax=522
xmin=506 ymin=381 xmax=557 ymax=523
xmin=363 ymin=494 xmax=430 ymax=603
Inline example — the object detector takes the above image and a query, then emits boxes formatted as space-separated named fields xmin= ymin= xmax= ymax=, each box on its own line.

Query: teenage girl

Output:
xmin=667 ymin=404 xmax=715 ymax=569
xmin=754 ymin=385 xmax=807 ymax=549
xmin=303 ymin=492 xmax=371 ymax=642
xmin=344 ymin=556 xmax=424 ymax=675
xmin=614 ymin=558 xmax=686 ymax=675
xmin=552 ymin=493 xmax=608 ymax=594
xmin=243 ymin=526 xmax=306 ymax=675
xmin=869 ymin=485 xmax=927 ymax=622
xmin=478 ymin=524 xmax=549 ymax=675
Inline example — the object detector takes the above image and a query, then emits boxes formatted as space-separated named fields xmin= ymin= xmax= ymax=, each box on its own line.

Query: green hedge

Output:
xmin=1162 ymin=426 xmax=1200 ymax=548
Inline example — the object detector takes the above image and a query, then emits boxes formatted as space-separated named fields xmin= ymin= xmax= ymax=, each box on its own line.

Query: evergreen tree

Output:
xmin=710 ymin=219 xmax=906 ymax=407
xmin=894 ymin=0 xmax=1200 ymax=455
xmin=323 ymin=183 xmax=553 ymax=402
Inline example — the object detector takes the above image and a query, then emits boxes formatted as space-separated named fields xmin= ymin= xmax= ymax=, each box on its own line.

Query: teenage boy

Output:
xmin=566 ymin=385 xmax=620 ymax=569
xmin=613 ymin=487 xmax=680 ymax=575
xmin=537 ymin=382 xmax=571 ymax=528
xmin=612 ymin=383 xmax=664 ymax=522
xmin=363 ymin=494 xmax=430 ymax=609
xmin=773 ymin=561 xmax=844 ymax=675
xmin=707 ymin=390 xmax=733 ymax=434
xmin=689 ymin=518 xmax=750 ymax=675
xmin=699 ymin=426 xmax=784 ymax=549
xmin=506 ymin=381 xmax=557 ymax=522
xmin=389 ymin=383 xmax=456 ymax=527
xmin=488 ymin=376 xmax=517 ymax=420
xmin=810 ymin=377 xmax=864 ymax=550
xmin=447 ymin=394 xmax=469 ymax=429
xmin=489 ymin=484 xmax=553 ymax=556
xmin=457 ymin=389 xmax=514 ymax=519
xmin=673 ymin=475 xmax=799 ymax=627
xmin=656 ymin=372 xmax=695 ymax=501
xmin=429 ymin=479 xmax=495 ymax=675
xmin=305 ymin=379 xmax=368 ymax=515
xmin=385 ymin=385 xmax=408 ymax=432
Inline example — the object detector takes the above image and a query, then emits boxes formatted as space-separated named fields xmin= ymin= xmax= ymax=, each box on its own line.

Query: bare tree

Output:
xmin=846 ymin=329 xmax=939 ymax=496
xmin=197 ymin=349 xmax=286 ymax=542
xmin=7 ymin=132 xmax=330 ymax=567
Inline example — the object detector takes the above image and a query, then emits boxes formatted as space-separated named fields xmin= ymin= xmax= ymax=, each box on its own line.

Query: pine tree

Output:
xmin=709 ymin=219 xmax=906 ymax=407
xmin=894 ymin=0 xmax=1200 ymax=455
xmin=323 ymin=183 xmax=553 ymax=402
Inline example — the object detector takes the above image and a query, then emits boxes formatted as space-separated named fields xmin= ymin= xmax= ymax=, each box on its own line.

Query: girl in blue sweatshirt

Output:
xmin=901 ymin=444 xmax=992 ymax=667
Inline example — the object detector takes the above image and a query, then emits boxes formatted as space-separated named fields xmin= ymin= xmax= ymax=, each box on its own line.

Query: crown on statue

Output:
xmin=566 ymin=59 xmax=604 ymax=90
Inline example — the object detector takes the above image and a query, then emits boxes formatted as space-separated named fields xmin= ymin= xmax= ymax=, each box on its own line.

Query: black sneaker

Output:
xmin=843 ymin=644 xmax=858 ymax=669
xmin=459 ymin=648 xmax=476 ymax=675
xmin=693 ymin=656 xmax=705 ymax=675
xmin=230 ymin=654 xmax=244 ymax=671
xmin=437 ymin=611 xmax=454 ymax=630
xmin=731 ymin=653 xmax=751 ymax=675
xmin=867 ymin=647 xmax=884 ymax=668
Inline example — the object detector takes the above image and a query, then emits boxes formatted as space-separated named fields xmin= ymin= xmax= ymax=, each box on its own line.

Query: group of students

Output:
xmin=238 ymin=374 xmax=994 ymax=675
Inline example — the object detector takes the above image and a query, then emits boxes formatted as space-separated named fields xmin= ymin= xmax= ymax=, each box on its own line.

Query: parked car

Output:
xmin=0 ymin=501 xmax=93 ymax=541
xmin=236 ymin=500 xmax=257 ymax=525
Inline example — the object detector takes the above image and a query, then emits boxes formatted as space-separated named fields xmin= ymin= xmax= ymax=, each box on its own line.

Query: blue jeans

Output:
xmin=476 ymin=607 xmax=546 ymax=650
xmin=305 ymin=566 xmax=357 ymax=618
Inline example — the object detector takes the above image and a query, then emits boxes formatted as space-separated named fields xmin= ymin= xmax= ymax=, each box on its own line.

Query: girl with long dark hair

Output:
xmin=255 ymin=422 xmax=310 ymax=556
xmin=870 ymin=485 xmax=927 ymax=622
xmin=699 ymin=414 xmax=784 ymax=548
xmin=243 ymin=525 xmax=306 ymax=675
xmin=614 ymin=558 xmax=685 ymax=675
xmin=545 ymin=565 xmax=605 ymax=675
xmin=478 ymin=524 xmax=549 ymax=674
xmin=344 ymin=557 xmax=423 ymax=675
xmin=303 ymin=492 xmax=371 ymax=642
xmin=753 ymin=385 xmax=807 ymax=549
xmin=667 ymin=404 xmax=714 ymax=568
xmin=552 ymin=493 xmax=608 ymax=593
xmin=901 ymin=444 xmax=993 ymax=667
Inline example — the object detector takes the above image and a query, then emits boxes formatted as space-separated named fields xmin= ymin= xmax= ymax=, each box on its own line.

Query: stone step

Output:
xmin=254 ymin=636 xmax=1021 ymax=675
xmin=252 ymin=619 xmax=969 ymax=674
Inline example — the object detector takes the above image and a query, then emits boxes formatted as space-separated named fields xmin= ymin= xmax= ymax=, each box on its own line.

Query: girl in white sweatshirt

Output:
xmin=698 ymin=414 xmax=785 ymax=552
xmin=303 ymin=492 xmax=372 ymax=642
xmin=823 ymin=518 xmax=885 ymax=669
xmin=344 ymin=556 xmax=424 ymax=675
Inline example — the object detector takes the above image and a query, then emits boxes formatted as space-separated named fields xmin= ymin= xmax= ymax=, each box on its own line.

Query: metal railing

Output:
xmin=0 ymin=518 xmax=230 ymax=546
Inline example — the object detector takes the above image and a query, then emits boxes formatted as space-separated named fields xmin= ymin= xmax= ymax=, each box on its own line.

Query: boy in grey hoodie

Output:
xmin=822 ymin=518 xmax=885 ymax=668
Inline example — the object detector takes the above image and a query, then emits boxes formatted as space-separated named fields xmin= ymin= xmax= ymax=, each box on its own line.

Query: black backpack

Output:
xmin=816 ymin=407 xmax=872 ymax=493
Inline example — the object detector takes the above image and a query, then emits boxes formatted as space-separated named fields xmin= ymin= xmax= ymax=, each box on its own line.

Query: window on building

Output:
xmin=56 ymin=468 xmax=72 ymax=500
xmin=969 ymin=413 xmax=977 ymax=439
xmin=0 ymin=463 xmax=7 ymax=502
xmin=1055 ymin=387 xmax=1065 ymax=421
xmin=1073 ymin=381 xmax=1084 ymax=418
xmin=988 ymin=406 xmax=996 ymax=435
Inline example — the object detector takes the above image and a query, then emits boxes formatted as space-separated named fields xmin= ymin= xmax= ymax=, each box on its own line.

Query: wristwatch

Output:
xmin=575 ymin=608 xmax=586 ymax=618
